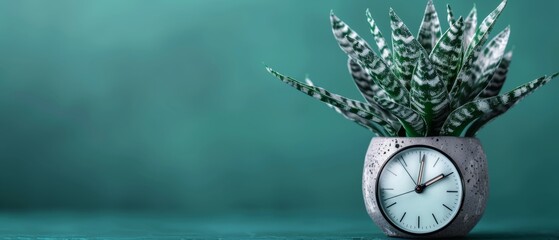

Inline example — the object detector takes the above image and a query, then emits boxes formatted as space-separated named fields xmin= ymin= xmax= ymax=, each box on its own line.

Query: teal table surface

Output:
xmin=0 ymin=212 xmax=557 ymax=239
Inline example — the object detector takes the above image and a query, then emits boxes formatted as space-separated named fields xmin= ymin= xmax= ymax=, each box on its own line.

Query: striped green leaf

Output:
xmin=346 ymin=58 xmax=401 ymax=130
xmin=464 ymin=0 xmax=507 ymax=60
xmin=390 ymin=8 xmax=425 ymax=84
xmin=446 ymin=4 xmax=455 ymax=26
xmin=410 ymin=53 xmax=450 ymax=135
xmin=477 ymin=50 xmax=513 ymax=99
xmin=449 ymin=38 xmax=483 ymax=105
xmin=347 ymin=57 xmax=387 ymax=101
xmin=305 ymin=77 xmax=390 ymax=136
xmin=366 ymin=9 xmax=393 ymax=67
xmin=266 ymin=66 xmax=397 ymax=136
xmin=441 ymin=73 xmax=558 ymax=136
xmin=417 ymin=0 xmax=442 ymax=54
xmin=452 ymin=27 xmax=510 ymax=108
xmin=327 ymin=105 xmax=389 ymax=136
xmin=463 ymin=5 xmax=478 ymax=51
xmin=430 ymin=17 xmax=464 ymax=91
xmin=375 ymin=97 xmax=427 ymax=137
xmin=331 ymin=12 xmax=409 ymax=105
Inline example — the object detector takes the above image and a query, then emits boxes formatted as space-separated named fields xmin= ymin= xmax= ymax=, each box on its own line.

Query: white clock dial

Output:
xmin=377 ymin=147 xmax=463 ymax=234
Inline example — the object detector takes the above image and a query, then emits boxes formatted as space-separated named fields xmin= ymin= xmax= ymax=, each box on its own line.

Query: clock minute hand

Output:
xmin=417 ymin=154 xmax=425 ymax=186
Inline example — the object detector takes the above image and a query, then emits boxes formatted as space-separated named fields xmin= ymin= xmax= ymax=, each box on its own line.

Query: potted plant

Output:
xmin=266 ymin=0 xmax=556 ymax=238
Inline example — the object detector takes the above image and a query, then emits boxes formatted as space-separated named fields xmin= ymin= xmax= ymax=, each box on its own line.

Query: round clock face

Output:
xmin=377 ymin=146 xmax=463 ymax=234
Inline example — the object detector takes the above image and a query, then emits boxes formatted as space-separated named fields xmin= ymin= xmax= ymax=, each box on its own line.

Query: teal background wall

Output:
xmin=0 ymin=0 xmax=557 ymax=223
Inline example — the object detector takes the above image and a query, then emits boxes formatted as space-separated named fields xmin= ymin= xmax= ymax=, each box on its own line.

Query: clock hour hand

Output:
xmin=423 ymin=174 xmax=445 ymax=187
xmin=417 ymin=172 xmax=454 ymax=193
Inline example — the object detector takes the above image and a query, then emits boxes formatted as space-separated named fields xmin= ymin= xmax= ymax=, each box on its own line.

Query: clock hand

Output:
xmin=398 ymin=157 xmax=417 ymax=185
xmin=423 ymin=172 xmax=454 ymax=188
xmin=414 ymin=154 xmax=426 ymax=193
xmin=423 ymin=174 xmax=444 ymax=187
xmin=415 ymin=172 xmax=454 ymax=193
xmin=417 ymin=154 xmax=425 ymax=186
xmin=383 ymin=189 xmax=415 ymax=201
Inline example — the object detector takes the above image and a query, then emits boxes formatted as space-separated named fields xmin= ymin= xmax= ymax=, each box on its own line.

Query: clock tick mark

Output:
xmin=400 ymin=212 xmax=406 ymax=222
xmin=400 ymin=157 xmax=407 ymax=167
xmin=386 ymin=202 xmax=397 ymax=208
xmin=381 ymin=188 xmax=394 ymax=190
xmin=418 ymin=216 xmax=420 ymax=228
xmin=447 ymin=190 xmax=458 ymax=193
xmin=432 ymin=213 xmax=438 ymax=224
xmin=443 ymin=204 xmax=452 ymax=211
xmin=398 ymin=157 xmax=416 ymax=185
xmin=386 ymin=169 xmax=397 ymax=176
xmin=433 ymin=157 xmax=440 ymax=167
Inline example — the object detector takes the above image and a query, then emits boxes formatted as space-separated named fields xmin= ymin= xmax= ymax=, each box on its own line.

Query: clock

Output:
xmin=363 ymin=137 xmax=488 ymax=238
xmin=377 ymin=146 xmax=463 ymax=234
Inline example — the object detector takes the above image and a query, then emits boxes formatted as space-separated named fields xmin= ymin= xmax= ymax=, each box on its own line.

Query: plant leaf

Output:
xmin=441 ymin=73 xmax=558 ymax=136
xmin=347 ymin=57 xmax=387 ymax=101
xmin=331 ymin=12 xmax=409 ymax=105
xmin=446 ymin=4 xmax=455 ymax=26
xmin=463 ymin=5 xmax=477 ymax=51
xmin=430 ymin=17 xmax=464 ymax=91
xmin=346 ymin=58 xmax=401 ymax=130
xmin=375 ymin=97 xmax=427 ymax=137
xmin=410 ymin=52 xmax=450 ymax=135
xmin=305 ymin=77 xmax=389 ymax=136
xmin=477 ymin=50 xmax=513 ymax=99
xmin=366 ymin=9 xmax=393 ymax=67
xmin=390 ymin=8 xmax=425 ymax=85
xmin=266 ymin=66 xmax=397 ymax=136
xmin=449 ymin=38 xmax=484 ymax=105
xmin=464 ymin=0 xmax=507 ymax=60
xmin=452 ymin=27 xmax=510 ymax=108
xmin=417 ymin=0 xmax=442 ymax=54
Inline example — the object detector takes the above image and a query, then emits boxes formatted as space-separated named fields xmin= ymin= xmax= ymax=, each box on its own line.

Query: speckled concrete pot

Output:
xmin=362 ymin=137 xmax=488 ymax=238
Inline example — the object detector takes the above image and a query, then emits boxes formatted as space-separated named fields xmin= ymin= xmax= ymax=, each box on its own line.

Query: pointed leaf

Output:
xmin=347 ymin=57 xmax=387 ymax=101
xmin=417 ymin=0 xmax=442 ymax=54
xmin=452 ymin=27 xmax=510 ymax=108
xmin=331 ymin=12 xmax=410 ymax=105
xmin=441 ymin=73 xmax=558 ymax=136
xmin=463 ymin=5 xmax=477 ymax=51
xmin=328 ymin=105 xmax=389 ymax=136
xmin=305 ymin=77 xmax=389 ymax=136
xmin=375 ymin=98 xmax=427 ymax=137
xmin=267 ymin=67 xmax=397 ymax=136
xmin=366 ymin=9 xmax=393 ymax=67
xmin=346 ymin=59 xmax=401 ymax=130
xmin=430 ymin=17 xmax=464 ymax=91
xmin=449 ymin=39 xmax=484 ymax=105
xmin=410 ymin=53 xmax=450 ymax=135
xmin=470 ymin=27 xmax=510 ymax=95
xmin=477 ymin=50 xmax=513 ymax=99
xmin=446 ymin=4 xmax=455 ymax=26
xmin=390 ymin=8 xmax=425 ymax=84
xmin=464 ymin=0 xmax=507 ymax=60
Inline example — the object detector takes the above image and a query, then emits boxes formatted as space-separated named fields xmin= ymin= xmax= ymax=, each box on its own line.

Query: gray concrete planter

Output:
xmin=362 ymin=137 xmax=488 ymax=238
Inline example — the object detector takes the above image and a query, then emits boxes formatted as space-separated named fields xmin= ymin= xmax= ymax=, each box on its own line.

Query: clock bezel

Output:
xmin=375 ymin=145 xmax=466 ymax=236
